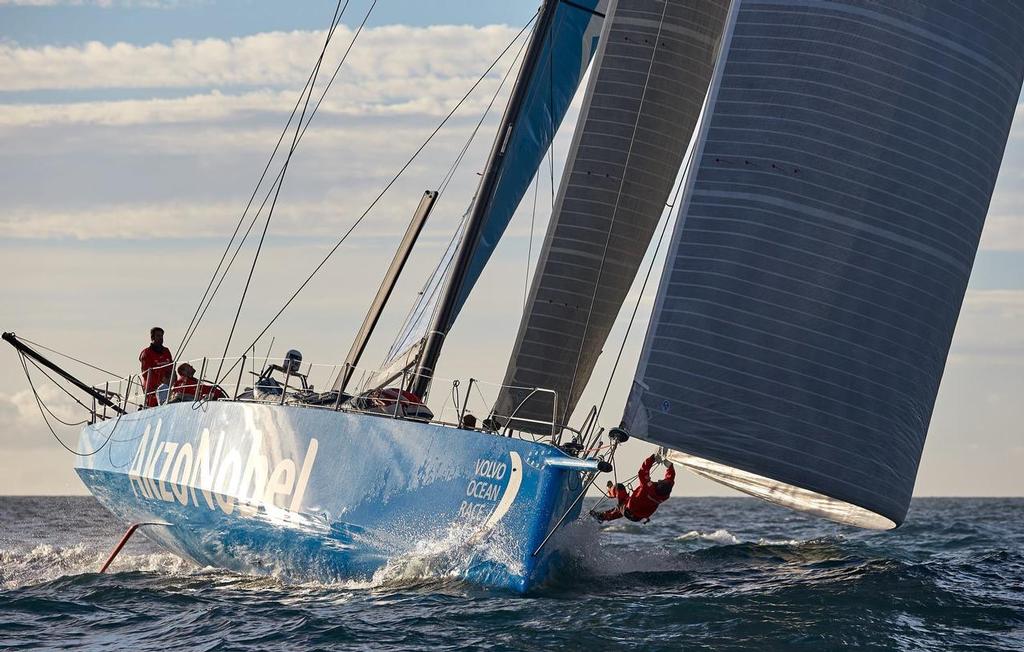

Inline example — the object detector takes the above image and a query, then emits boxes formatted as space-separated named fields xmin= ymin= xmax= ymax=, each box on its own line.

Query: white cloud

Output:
xmin=0 ymin=25 xmax=520 ymax=92
xmin=0 ymin=79 xmax=506 ymax=128
xmin=0 ymin=384 xmax=85 ymax=451
xmin=978 ymin=212 xmax=1024 ymax=251
xmin=0 ymin=195 xmax=422 ymax=239
xmin=948 ymin=289 xmax=1024 ymax=363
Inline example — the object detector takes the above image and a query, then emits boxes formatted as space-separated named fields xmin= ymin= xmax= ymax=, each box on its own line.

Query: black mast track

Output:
xmin=3 ymin=332 xmax=126 ymax=415
xmin=408 ymin=0 xmax=561 ymax=399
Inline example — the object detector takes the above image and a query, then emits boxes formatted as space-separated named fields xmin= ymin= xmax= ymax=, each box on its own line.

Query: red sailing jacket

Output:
xmin=171 ymin=376 xmax=226 ymax=401
xmin=607 ymin=483 xmax=629 ymax=504
xmin=624 ymin=456 xmax=676 ymax=520
xmin=139 ymin=345 xmax=173 ymax=406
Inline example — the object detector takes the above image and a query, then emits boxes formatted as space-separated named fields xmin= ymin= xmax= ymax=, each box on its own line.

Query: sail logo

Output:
xmin=126 ymin=419 xmax=317 ymax=518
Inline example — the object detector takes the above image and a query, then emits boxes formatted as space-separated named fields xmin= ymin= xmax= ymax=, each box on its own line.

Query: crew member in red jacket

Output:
xmin=605 ymin=480 xmax=628 ymax=506
xmin=169 ymin=362 xmax=226 ymax=402
xmin=139 ymin=326 xmax=173 ymax=408
xmin=593 ymin=454 xmax=675 ymax=523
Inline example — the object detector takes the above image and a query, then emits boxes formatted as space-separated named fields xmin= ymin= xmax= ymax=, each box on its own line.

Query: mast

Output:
xmin=408 ymin=0 xmax=562 ymax=399
xmin=334 ymin=190 xmax=437 ymax=394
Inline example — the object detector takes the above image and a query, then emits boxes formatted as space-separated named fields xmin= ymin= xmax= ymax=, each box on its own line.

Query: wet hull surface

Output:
xmin=75 ymin=402 xmax=586 ymax=592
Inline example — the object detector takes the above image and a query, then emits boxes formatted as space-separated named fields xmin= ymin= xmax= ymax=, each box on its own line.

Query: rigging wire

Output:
xmin=23 ymin=355 xmax=100 ymax=417
xmin=562 ymin=2 xmax=670 ymax=425
xmin=547 ymin=127 xmax=556 ymax=210
xmin=396 ymin=29 xmax=532 ymax=359
xmin=16 ymin=336 xmax=120 ymax=378
xmin=178 ymin=0 xmax=352 ymax=360
xmin=390 ymin=16 xmax=534 ymax=375
xmin=407 ymin=30 xmax=532 ymax=357
xmin=195 ymin=9 xmax=533 ymax=372
xmin=214 ymin=0 xmax=376 ymax=385
xmin=436 ymin=27 xmax=530 ymax=198
xmin=184 ymin=0 xmax=378 ymax=360
xmin=210 ymin=12 xmax=542 ymax=385
xmin=22 ymin=358 xmax=90 ymax=427
xmin=17 ymin=353 xmax=122 ymax=457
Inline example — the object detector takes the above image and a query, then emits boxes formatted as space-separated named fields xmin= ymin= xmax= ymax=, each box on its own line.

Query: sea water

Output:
xmin=1 ymin=496 xmax=1021 ymax=650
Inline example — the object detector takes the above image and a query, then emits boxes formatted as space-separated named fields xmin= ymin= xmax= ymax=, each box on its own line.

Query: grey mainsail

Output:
xmin=493 ymin=0 xmax=732 ymax=431
xmin=624 ymin=0 xmax=1024 ymax=528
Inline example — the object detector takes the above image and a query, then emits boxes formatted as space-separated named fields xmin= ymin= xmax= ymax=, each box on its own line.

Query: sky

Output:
xmin=0 ymin=0 xmax=1021 ymax=499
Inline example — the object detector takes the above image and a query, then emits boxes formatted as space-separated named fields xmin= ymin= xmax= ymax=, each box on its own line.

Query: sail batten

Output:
xmin=495 ymin=0 xmax=733 ymax=431
xmin=624 ymin=0 xmax=1024 ymax=528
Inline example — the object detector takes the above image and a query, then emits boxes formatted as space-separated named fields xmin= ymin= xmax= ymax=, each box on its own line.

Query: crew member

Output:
xmin=592 ymin=454 xmax=675 ymax=523
xmin=169 ymin=362 xmax=226 ymax=402
xmin=605 ymin=480 xmax=628 ymax=505
xmin=139 ymin=326 xmax=173 ymax=408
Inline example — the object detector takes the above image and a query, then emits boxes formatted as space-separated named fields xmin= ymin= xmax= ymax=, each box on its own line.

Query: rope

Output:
xmin=562 ymin=1 xmax=670 ymax=424
xmin=17 ymin=336 xmax=120 ymax=378
xmin=206 ymin=13 xmax=542 ymax=387
xmin=594 ymin=173 xmax=684 ymax=423
xmin=17 ymin=353 xmax=123 ymax=457
xmin=178 ymin=0 xmax=352 ymax=360
xmin=22 ymin=355 xmax=97 ymax=417
xmin=593 ymin=63 xmax=709 ymax=425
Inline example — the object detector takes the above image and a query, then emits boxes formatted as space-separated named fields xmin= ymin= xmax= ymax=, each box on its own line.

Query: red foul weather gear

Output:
xmin=594 ymin=459 xmax=674 ymax=523
xmin=171 ymin=375 xmax=226 ymax=402
xmin=139 ymin=345 xmax=173 ymax=408
xmin=595 ymin=483 xmax=630 ymax=521
xmin=623 ymin=454 xmax=675 ymax=521
xmin=607 ymin=483 xmax=628 ymax=504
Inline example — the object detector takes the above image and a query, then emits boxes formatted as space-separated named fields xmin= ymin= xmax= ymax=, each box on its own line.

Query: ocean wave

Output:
xmin=676 ymin=529 xmax=741 ymax=545
xmin=0 ymin=543 xmax=194 ymax=590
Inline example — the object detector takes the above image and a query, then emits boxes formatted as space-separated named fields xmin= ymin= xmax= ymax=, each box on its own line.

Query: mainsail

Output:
xmin=624 ymin=0 xmax=1024 ymax=528
xmin=493 ymin=0 xmax=732 ymax=431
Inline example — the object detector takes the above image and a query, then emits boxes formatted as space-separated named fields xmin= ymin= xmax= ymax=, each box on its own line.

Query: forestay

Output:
xmin=493 ymin=0 xmax=732 ymax=431
xmin=624 ymin=0 xmax=1024 ymax=528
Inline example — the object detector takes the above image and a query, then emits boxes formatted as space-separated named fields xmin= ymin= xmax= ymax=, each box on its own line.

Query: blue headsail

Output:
xmin=449 ymin=0 xmax=606 ymax=316
xmin=397 ymin=0 xmax=606 ymax=395
xmin=624 ymin=0 xmax=1024 ymax=529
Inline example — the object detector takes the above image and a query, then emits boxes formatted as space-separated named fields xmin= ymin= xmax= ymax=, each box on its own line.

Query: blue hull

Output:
xmin=75 ymin=403 xmax=589 ymax=592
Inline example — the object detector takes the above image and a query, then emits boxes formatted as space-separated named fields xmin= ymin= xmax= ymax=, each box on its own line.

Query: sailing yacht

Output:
xmin=7 ymin=0 xmax=1023 ymax=592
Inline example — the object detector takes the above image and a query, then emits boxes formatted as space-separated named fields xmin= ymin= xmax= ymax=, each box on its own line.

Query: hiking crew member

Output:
xmin=593 ymin=454 xmax=675 ymax=523
xmin=170 ymin=362 xmax=226 ymax=402
xmin=139 ymin=327 xmax=173 ymax=408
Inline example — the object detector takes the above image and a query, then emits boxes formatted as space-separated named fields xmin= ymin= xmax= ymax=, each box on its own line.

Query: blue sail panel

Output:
xmin=624 ymin=0 xmax=1024 ymax=529
xmin=450 ymin=0 xmax=606 ymax=315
